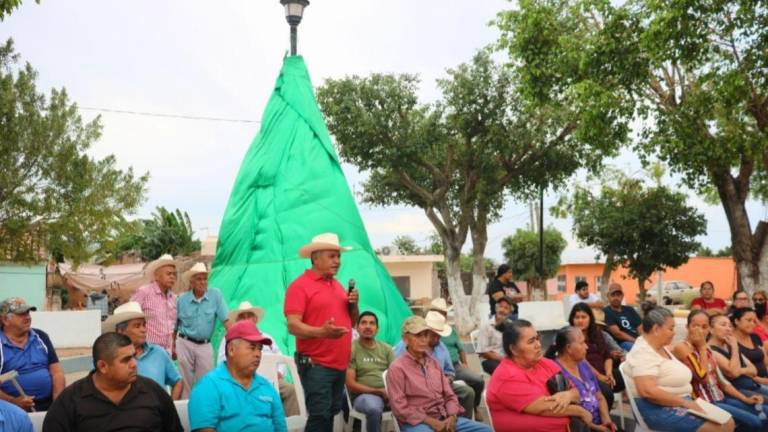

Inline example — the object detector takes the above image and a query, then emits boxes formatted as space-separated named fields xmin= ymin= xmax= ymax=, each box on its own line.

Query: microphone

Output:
xmin=348 ymin=279 xmax=356 ymax=315
xmin=348 ymin=279 xmax=356 ymax=293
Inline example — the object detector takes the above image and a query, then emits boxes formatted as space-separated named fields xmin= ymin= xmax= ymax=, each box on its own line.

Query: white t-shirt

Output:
xmin=626 ymin=336 xmax=692 ymax=396
xmin=477 ymin=321 xmax=504 ymax=356
xmin=217 ymin=331 xmax=286 ymax=376
xmin=565 ymin=292 xmax=600 ymax=316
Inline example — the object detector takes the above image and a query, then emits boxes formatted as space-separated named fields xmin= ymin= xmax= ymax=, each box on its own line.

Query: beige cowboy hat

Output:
xmin=145 ymin=253 xmax=178 ymax=277
xmin=424 ymin=310 xmax=452 ymax=337
xmin=227 ymin=301 xmax=265 ymax=324
xmin=429 ymin=298 xmax=454 ymax=313
xmin=102 ymin=301 xmax=146 ymax=333
xmin=183 ymin=262 xmax=208 ymax=283
xmin=298 ymin=233 xmax=351 ymax=258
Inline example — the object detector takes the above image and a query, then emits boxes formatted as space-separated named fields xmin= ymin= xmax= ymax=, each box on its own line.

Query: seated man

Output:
xmin=216 ymin=301 xmax=299 ymax=416
xmin=190 ymin=320 xmax=286 ymax=432
xmin=602 ymin=283 xmax=642 ymax=351
xmin=43 ymin=332 xmax=182 ymax=431
xmin=386 ymin=316 xmax=491 ymax=432
xmin=393 ymin=311 xmax=476 ymax=419
xmin=565 ymin=281 xmax=604 ymax=317
xmin=0 ymin=297 xmax=64 ymax=411
xmin=347 ymin=311 xmax=394 ymax=432
xmin=690 ymin=280 xmax=727 ymax=316
xmin=477 ymin=296 xmax=511 ymax=375
xmin=104 ymin=302 xmax=183 ymax=399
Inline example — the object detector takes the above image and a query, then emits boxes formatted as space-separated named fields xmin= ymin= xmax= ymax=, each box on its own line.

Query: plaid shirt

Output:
xmin=131 ymin=282 xmax=177 ymax=354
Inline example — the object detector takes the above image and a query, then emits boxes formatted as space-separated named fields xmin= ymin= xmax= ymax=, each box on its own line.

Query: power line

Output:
xmin=78 ymin=106 xmax=260 ymax=124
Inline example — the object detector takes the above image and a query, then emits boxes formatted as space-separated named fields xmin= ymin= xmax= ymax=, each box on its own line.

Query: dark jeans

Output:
xmin=481 ymin=359 xmax=500 ymax=375
xmin=454 ymin=363 xmax=485 ymax=409
xmin=597 ymin=366 xmax=625 ymax=409
xmin=298 ymin=362 xmax=346 ymax=432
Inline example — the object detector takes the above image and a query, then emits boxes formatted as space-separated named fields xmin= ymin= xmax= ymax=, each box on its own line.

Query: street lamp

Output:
xmin=280 ymin=0 xmax=309 ymax=56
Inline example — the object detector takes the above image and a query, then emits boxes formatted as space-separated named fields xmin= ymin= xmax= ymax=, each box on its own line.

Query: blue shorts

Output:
xmin=634 ymin=397 xmax=706 ymax=432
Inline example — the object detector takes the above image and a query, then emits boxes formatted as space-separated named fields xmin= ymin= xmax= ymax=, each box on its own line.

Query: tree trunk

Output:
xmin=443 ymin=244 xmax=474 ymax=335
xmin=599 ymin=253 xmax=615 ymax=302
xmin=713 ymin=170 xmax=768 ymax=297
xmin=637 ymin=278 xmax=646 ymax=310
xmin=469 ymin=221 xmax=489 ymax=331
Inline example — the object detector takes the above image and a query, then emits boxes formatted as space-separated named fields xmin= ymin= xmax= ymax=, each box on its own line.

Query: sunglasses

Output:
xmin=754 ymin=298 xmax=766 ymax=304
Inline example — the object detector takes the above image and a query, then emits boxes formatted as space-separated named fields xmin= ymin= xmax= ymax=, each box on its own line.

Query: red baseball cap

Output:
xmin=225 ymin=320 xmax=273 ymax=345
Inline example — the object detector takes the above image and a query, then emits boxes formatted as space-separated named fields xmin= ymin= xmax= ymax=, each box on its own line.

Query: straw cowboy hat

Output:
xmin=183 ymin=262 xmax=208 ymax=283
xmin=424 ymin=310 xmax=452 ymax=337
xmin=102 ymin=301 xmax=146 ymax=333
xmin=227 ymin=301 xmax=265 ymax=324
xmin=298 ymin=233 xmax=351 ymax=258
xmin=429 ymin=298 xmax=454 ymax=313
xmin=144 ymin=253 xmax=178 ymax=277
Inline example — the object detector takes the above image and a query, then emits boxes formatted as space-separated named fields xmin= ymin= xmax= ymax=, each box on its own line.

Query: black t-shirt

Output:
xmin=738 ymin=334 xmax=768 ymax=378
xmin=602 ymin=306 xmax=641 ymax=339
xmin=43 ymin=372 xmax=183 ymax=432
xmin=487 ymin=279 xmax=520 ymax=315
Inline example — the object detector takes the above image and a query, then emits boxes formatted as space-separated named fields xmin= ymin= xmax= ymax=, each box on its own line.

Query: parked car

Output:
xmin=648 ymin=280 xmax=697 ymax=305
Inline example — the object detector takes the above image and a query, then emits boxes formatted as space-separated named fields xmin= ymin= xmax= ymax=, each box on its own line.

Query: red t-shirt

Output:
xmin=691 ymin=297 xmax=727 ymax=311
xmin=487 ymin=357 xmax=569 ymax=432
xmin=284 ymin=269 xmax=352 ymax=371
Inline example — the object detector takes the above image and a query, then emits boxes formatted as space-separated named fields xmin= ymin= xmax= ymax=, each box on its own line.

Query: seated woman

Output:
xmin=732 ymin=308 xmax=768 ymax=389
xmin=546 ymin=326 xmax=617 ymax=432
xmin=750 ymin=291 xmax=768 ymax=341
xmin=727 ymin=291 xmax=751 ymax=317
xmin=627 ymin=306 xmax=735 ymax=432
xmin=708 ymin=314 xmax=768 ymax=399
xmin=673 ymin=310 xmax=768 ymax=430
xmin=487 ymin=320 xmax=592 ymax=432
xmin=569 ymin=303 xmax=624 ymax=408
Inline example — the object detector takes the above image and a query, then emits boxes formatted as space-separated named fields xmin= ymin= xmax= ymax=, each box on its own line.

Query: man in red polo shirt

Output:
xmin=285 ymin=232 xmax=358 ymax=432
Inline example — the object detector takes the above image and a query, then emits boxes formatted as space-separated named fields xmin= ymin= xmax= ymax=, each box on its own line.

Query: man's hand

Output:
xmin=376 ymin=388 xmax=389 ymax=402
xmin=11 ymin=395 xmax=34 ymax=411
xmin=423 ymin=417 xmax=446 ymax=431
xmin=445 ymin=415 xmax=457 ymax=432
xmin=320 ymin=318 xmax=349 ymax=339
xmin=348 ymin=289 xmax=359 ymax=305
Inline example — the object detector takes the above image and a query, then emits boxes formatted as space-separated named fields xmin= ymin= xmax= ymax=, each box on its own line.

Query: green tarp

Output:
xmin=209 ymin=56 xmax=412 ymax=356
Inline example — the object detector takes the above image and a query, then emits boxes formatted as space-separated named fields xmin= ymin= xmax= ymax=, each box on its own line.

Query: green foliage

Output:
xmin=0 ymin=0 xmax=39 ymax=21
xmin=561 ymin=173 xmax=707 ymax=292
xmin=392 ymin=235 xmax=421 ymax=255
xmin=0 ymin=39 xmax=148 ymax=265
xmin=109 ymin=207 xmax=200 ymax=261
xmin=697 ymin=246 xmax=714 ymax=257
xmin=502 ymin=227 xmax=567 ymax=281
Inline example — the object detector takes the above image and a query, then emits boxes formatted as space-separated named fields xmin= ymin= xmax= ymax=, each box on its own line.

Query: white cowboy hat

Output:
xmin=429 ymin=298 xmax=454 ymax=313
xmin=102 ymin=301 xmax=147 ymax=333
xmin=183 ymin=262 xmax=208 ymax=282
xmin=298 ymin=233 xmax=351 ymax=258
xmin=424 ymin=310 xmax=452 ymax=337
xmin=145 ymin=253 xmax=178 ymax=277
xmin=227 ymin=301 xmax=265 ymax=324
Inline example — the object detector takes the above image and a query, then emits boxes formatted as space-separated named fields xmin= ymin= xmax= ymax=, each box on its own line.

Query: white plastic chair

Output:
xmin=258 ymin=353 xmax=308 ymax=432
xmin=381 ymin=371 xmax=401 ymax=432
xmin=613 ymin=390 xmax=625 ymax=430
xmin=29 ymin=411 xmax=46 ymax=432
xmin=618 ymin=362 xmax=654 ymax=432
xmin=481 ymin=390 xmax=495 ymax=431
xmin=344 ymin=387 xmax=396 ymax=432
xmin=173 ymin=399 xmax=191 ymax=432
xmin=469 ymin=329 xmax=480 ymax=353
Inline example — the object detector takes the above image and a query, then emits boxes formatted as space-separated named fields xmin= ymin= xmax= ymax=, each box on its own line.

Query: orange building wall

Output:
xmin=546 ymin=257 xmax=738 ymax=305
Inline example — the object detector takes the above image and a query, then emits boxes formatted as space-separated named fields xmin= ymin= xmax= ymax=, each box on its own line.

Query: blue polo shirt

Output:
xmin=176 ymin=288 xmax=228 ymax=340
xmin=0 ymin=399 xmax=32 ymax=432
xmin=189 ymin=363 xmax=287 ymax=432
xmin=136 ymin=343 xmax=181 ymax=389
xmin=0 ymin=328 xmax=58 ymax=403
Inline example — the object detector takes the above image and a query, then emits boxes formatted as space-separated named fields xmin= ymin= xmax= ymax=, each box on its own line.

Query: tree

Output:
xmin=496 ymin=0 xmax=768 ymax=295
xmin=0 ymin=0 xmax=39 ymax=21
xmin=557 ymin=172 xmax=707 ymax=302
xmin=697 ymin=246 xmax=714 ymax=257
xmin=108 ymin=207 xmax=200 ymax=261
xmin=392 ymin=235 xmax=421 ymax=255
xmin=502 ymin=227 xmax=567 ymax=299
xmin=0 ymin=40 xmax=147 ymax=265
xmin=318 ymin=49 xmax=619 ymax=333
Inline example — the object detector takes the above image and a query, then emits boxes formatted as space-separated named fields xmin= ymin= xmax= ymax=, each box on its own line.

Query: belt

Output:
xmin=178 ymin=333 xmax=210 ymax=345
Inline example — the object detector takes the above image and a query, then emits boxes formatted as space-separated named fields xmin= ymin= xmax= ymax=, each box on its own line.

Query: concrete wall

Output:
xmin=381 ymin=261 xmax=437 ymax=299
xmin=30 ymin=310 xmax=101 ymax=348
xmin=0 ymin=264 xmax=46 ymax=308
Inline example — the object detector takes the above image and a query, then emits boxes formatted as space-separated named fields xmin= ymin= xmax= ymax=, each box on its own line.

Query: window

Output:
xmin=392 ymin=276 xmax=411 ymax=299
xmin=557 ymin=275 xmax=567 ymax=292
xmin=575 ymin=276 xmax=587 ymax=284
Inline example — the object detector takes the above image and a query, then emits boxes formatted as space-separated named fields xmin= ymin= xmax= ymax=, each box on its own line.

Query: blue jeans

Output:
xmin=619 ymin=341 xmax=635 ymax=351
xmin=634 ymin=397 xmax=705 ymax=431
xmin=353 ymin=394 xmax=385 ymax=432
xmin=400 ymin=417 xmax=492 ymax=432
xmin=716 ymin=397 xmax=768 ymax=431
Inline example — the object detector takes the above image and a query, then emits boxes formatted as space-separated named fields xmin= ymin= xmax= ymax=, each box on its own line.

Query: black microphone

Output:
xmin=348 ymin=279 xmax=356 ymax=314
xmin=348 ymin=279 xmax=356 ymax=293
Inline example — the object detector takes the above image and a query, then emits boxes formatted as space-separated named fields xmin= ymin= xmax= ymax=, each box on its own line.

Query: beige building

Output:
xmin=378 ymin=254 xmax=443 ymax=300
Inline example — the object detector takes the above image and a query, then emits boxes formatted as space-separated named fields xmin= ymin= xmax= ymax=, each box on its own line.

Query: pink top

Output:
xmin=753 ymin=324 xmax=768 ymax=342
xmin=487 ymin=357 xmax=569 ymax=432
xmin=284 ymin=270 xmax=352 ymax=370
xmin=691 ymin=297 xmax=727 ymax=311
xmin=130 ymin=282 xmax=177 ymax=354
xmin=385 ymin=350 xmax=462 ymax=426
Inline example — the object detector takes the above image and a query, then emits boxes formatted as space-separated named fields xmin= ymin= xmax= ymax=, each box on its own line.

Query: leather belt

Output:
xmin=178 ymin=333 xmax=210 ymax=345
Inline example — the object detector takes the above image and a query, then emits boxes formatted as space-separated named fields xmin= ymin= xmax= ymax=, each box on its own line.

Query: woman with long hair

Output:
xmin=546 ymin=326 xmax=617 ymax=432
xmin=568 ymin=303 xmax=623 ymax=407
xmin=708 ymin=313 xmax=768 ymax=399
xmin=673 ymin=310 xmax=768 ymax=430
xmin=732 ymin=308 xmax=768 ymax=386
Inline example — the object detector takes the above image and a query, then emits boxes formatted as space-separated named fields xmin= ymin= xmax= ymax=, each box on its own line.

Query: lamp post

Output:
xmin=280 ymin=0 xmax=309 ymax=56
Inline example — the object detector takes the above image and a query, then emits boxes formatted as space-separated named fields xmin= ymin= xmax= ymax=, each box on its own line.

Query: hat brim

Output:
xmin=403 ymin=324 xmax=432 ymax=335
xmin=430 ymin=325 xmax=452 ymax=337
xmin=226 ymin=334 xmax=273 ymax=346
xmin=227 ymin=306 xmax=265 ymax=324
xmin=299 ymin=242 xmax=352 ymax=258
xmin=14 ymin=306 xmax=37 ymax=314
xmin=146 ymin=259 xmax=179 ymax=276
xmin=101 ymin=312 xmax=146 ymax=334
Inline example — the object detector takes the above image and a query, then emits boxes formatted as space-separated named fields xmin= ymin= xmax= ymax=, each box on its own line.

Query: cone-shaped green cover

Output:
xmin=210 ymin=56 xmax=412 ymax=356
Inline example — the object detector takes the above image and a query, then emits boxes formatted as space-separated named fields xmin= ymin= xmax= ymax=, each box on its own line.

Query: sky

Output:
xmin=1 ymin=0 xmax=765 ymax=263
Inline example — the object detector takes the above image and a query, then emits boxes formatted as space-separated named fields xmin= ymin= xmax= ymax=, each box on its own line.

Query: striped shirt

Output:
xmin=131 ymin=282 xmax=177 ymax=354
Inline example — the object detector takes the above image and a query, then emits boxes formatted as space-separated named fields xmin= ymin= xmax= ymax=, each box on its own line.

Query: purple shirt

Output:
xmin=386 ymin=350 xmax=462 ymax=426
xmin=556 ymin=359 xmax=602 ymax=424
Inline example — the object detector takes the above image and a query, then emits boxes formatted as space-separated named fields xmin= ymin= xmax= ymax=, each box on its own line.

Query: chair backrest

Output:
xmin=469 ymin=329 xmax=480 ymax=353
xmin=257 ymin=353 xmax=282 ymax=389
xmin=29 ymin=411 xmax=46 ymax=432
xmin=380 ymin=370 xmax=400 ymax=432
xmin=482 ymin=390 xmax=495 ymax=431
xmin=258 ymin=353 xmax=308 ymax=431
xmin=518 ymin=301 xmax=568 ymax=331
xmin=173 ymin=399 xmax=191 ymax=432
xmin=618 ymin=362 xmax=652 ymax=431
